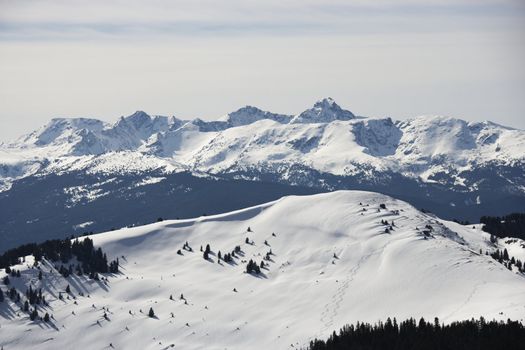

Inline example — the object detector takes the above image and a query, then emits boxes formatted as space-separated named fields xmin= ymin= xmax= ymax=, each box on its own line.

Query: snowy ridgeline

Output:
xmin=1 ymin=191 xmax=525 ymax=349
xmin=1 ymin=98 xmax=524 ymax=194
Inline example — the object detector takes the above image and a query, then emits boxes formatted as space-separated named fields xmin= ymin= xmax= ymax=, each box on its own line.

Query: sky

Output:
xmin=0 ymin=0 xmax=524 ymax=142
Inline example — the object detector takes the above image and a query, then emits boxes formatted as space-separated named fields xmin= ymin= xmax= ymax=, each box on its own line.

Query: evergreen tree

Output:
xmin=246 ymin=259 xmax=261 ymax=274
xmin=44 ymin=313 xmax=50 ymax=322
xmin=246 ymin=260 xmax=252 ymax=273
xmin=0 ymin=288 xmax=3 ymax=302
xmin=148 ymin=307 xmax=155 ymax=318
xmin=38 ymin=271 xmax=42 ymax=280
xmin=29 ymin=309 xmax=38 ymax=321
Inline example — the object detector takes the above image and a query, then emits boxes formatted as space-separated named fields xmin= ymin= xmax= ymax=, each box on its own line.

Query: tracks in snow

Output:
xmin=314 ymin=213 xmax=414 ymax=341
xmin=442 ymin=281 xmax=487 ymax=322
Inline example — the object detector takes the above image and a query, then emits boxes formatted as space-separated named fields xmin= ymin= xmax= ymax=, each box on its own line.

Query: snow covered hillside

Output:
xmin=1 ymin=191 xmax=524 ymax=349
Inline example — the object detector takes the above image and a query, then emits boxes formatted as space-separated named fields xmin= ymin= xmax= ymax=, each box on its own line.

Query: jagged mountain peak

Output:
xmin=21 ymin=117 xmax=106 ymax=146
xmin=116 ymin=110 xmax=153 ymax=129
xmin=313 ymin=97 xmax=337 ymax=108
xmin=128 ymin=110 xmax=151 ymax=119
xmin=222 ymin=105 xmax=292 ymax=127
xmin=232 ymin=105 xmax=263 ymax=114
xmin=291 ymin=97 xmax=355 ymax=124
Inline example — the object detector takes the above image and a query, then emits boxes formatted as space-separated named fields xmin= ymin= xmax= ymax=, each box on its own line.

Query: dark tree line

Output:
xmin=0 ymin=237 xmax=118 ymax=275
xmin=481 ymin=213 xmax=525 ymax=240
xmin=307 ymin=317 xmax=525 ymax=350
xmin=489 ymin=248 xmax=524 ymax=273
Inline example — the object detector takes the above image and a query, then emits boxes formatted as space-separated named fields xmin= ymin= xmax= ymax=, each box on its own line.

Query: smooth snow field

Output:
xmin=1 ymin=191 xmax=524 ymax=349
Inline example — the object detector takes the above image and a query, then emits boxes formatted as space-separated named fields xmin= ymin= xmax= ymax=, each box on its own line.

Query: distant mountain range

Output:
xmin=1 ymin=98 xmax=524 ymax=250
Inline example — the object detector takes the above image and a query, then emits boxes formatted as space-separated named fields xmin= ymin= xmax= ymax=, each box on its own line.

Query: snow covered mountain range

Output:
xmin=1 ymin=191 xmax=524 ymax=349
xmin=1 ymin=98 xmax=524 ymax=249
xmin=3 ymin=98 xmax=523 ymax=182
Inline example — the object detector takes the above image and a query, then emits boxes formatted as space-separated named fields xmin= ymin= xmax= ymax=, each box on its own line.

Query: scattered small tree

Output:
xmin=29 ymin=308 xmax=38 ymax=321
xmin=246 ymin=259 xmax=261 ymax=274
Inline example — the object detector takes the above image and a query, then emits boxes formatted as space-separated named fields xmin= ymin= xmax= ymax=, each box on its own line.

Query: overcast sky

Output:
xmin=0 ymin=0 xmax=524 ymax=142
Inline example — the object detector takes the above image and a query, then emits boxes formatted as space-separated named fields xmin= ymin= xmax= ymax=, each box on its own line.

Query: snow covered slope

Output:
xmin=1 ymin=191 xmax=524 ymax=349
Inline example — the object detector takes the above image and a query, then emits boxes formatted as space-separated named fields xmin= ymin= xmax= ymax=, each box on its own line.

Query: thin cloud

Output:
xmin=0 ymin=0 xmax=523 ymax=41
